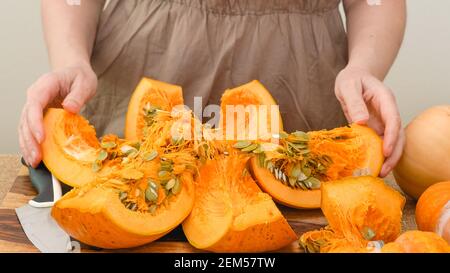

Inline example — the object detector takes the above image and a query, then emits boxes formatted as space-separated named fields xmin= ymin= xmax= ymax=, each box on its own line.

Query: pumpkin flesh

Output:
xmin=183 ymin=155 xmax=297 ymax=252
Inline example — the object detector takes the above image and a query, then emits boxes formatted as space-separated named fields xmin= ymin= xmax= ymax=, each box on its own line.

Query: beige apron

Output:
xmin=84 ymin=0 xmax=348 ymax=137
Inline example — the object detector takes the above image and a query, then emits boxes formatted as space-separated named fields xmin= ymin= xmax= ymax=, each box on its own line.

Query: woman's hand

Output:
xmin=19 ymin=62 xmax=97 ymax=168
xmin=335 ymin=66 xmax=405 ymax=177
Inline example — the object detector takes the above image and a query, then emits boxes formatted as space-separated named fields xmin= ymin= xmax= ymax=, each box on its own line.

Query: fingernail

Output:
xmin=63 ymin=99 xmax=79 ymax=111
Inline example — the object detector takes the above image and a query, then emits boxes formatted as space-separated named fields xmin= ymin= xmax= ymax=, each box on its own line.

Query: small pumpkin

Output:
xmin=381 ymin=231 xmax=450 ymax=253
xmin=299 ymin=176 xmax=405 ymax=253
xmin=125 ymin=77 xmax=184 ymax=141
xmin=415 ymin=181 xmax=450 ymax=243
xmin=182 ymin=153 xmax=297 ymax=252
xmin=394 ymin=105 xmax=450 ymax=199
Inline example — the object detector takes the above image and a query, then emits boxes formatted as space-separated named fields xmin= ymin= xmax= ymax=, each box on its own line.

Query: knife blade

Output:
xmin=15 ymin=158 xmax=74 ymax=253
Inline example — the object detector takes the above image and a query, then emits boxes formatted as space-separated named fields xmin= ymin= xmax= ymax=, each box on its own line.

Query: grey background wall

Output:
xmin=0 ymin=0 xmax=449 ymax=153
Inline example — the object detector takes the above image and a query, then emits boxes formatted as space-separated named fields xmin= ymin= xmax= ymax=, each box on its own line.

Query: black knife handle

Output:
xmin=21 ymin=158 xmax=54 ymax=204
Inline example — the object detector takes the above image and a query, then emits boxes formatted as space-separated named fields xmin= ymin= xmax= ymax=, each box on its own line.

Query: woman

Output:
xmin=19 ymin=0 xmax=406 ymax=178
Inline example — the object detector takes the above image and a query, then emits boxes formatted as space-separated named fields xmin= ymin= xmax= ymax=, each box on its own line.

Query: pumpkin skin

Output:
xmin=250 ymin=124 xmax=384 ymax=209
xmin=182 ymin=155 xmax=297 ymax=252
xmin=381 ymin=231 xmax=450 ymax=253
xmin=42 ymin=108 xmax=104 ymax=187
xmin=299 ymin=176 xmax=405 ymax=253
xmin=415 ymin=181 xmax=450 ymax=243
xmin=394 ymin=105 xmax=450 ymax=199
xmin=219 ymin=80 xmax=283 ymax=140
xmin=125 ymin=77 xmax=184 ymax=141
xmin=52 ymin=172 xmax=194 ymax=249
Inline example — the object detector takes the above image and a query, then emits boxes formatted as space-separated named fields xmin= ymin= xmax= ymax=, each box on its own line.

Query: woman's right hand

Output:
xmin=19 ymin=62 xmax=97 ymax=167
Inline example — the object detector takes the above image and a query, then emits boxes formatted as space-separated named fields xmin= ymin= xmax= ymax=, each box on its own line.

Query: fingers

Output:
xmin=335 ymin=78 xmax=370 ymax=124
xmin=19 ymin=111 xmax=42 ymax=168
xmin=379 ymin=89 xmax=401 ymax=158
xmin=380 ymin=128 xmax=405 ymax=177
xmin=62 ymin=71 xmax=97 ymax=113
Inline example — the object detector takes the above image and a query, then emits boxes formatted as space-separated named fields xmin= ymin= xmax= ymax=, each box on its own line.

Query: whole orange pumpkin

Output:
xmin=415 ymin=181 xmax=450 ymax=244
xmin=394 ymin=105 xmax=450 ymax=199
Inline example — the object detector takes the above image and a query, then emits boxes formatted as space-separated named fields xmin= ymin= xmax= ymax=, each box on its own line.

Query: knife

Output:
xmin=15 ymin=158 xmax=75 ymax=253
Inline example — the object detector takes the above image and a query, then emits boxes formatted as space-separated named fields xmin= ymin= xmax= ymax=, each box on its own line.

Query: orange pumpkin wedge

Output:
xmin=250 ymin=124 xmax=384 ymax=209
xmin=219 ymin=80 xmax=283 ymax=141
xmin=182 ymin=154 xmax=297 ymax=252
xmin=42 ymin=108 xmax=103 ymax=187
xmin=381 ymin=231 xmax=450 ymax=253
xmin=299 ymin=176 xmax=405 ymax=253
xmin=52 ymin=171 xmax=195 ymax=249
xmin=125 ymin=77 xmax=184 ymax=141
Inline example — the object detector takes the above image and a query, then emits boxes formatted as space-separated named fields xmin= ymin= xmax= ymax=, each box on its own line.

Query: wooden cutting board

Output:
xmin=0 ymin=166 xmax=417 ymax=253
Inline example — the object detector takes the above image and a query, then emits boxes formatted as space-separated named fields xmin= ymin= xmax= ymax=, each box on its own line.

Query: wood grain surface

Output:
xmin=0 ymin=166 xmax=417 ymax=253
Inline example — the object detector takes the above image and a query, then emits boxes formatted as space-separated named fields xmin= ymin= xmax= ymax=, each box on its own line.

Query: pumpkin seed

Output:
xmin=279 ymin=132 xmax=289 ymax=139
xmin=362 ymin=227 xmax=376 ymax=241
xmin=281 ymin=172 xmax=287 ymax=183
xmin=289 ymin=177 xmax=297 ymax=187
xmin=241 ymin=143 xmax=258 ymax=152
xmin=305 ymin=177 xmax=321 ymax=189
xmin=92 ymin=161 xmax=102 ymax=172
xmin=127 ymin=150 xmax=139 ymax=159
xmin=145 ymin=187 xmax=158 ymax=202
xmin=171 ymin=179 xmax=182 ymax=195
xmin=233 ymin=141 xmax=252 ymax=149
xmin=290 ymin=164 xmax=302 ymax=179
xmin=130 ymin=203 xmax=137 ymax=211
xmin=292 ymin=131 xmax=309 ymax=141
xmin=172 ymin=136 xmax=184 ymax=145
xmin=122 ymin=157 xmax=130 ymax=164
xmin=101 ymin=141 xmax=116 ymax=149
xmin=97 ymin=150 xmax=108 ymax=161
xmin=148 ymin=204 xmax=157 ymax=214
xmin=120 ymin=145 xmax=136 ymax=155
xmin=165 ymin=178 xmax=176 ymax=190
xmin=130 ymin=141 xmax=141 ymax=150
xmin=160 ymin=161 xmax=173 ymax=171
xmin=252 ymin=144 xmax=263 ymax=154
xmin=148 ymin=180 xmax=158 ymax=191
xmin=302 ymin=166 xmax=312 ymax=177
xmin=298 ymin=181 xmax=308 ymax=190
xmin=143 ymin=150 xmax=158 ymax=161
xmin=158 ymin=170 xmax=169 ymax=178
xmin=119 ymin=191 xmax=127 ymax=201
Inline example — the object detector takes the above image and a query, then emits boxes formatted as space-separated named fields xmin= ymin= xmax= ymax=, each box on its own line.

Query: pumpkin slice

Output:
xmin=42 ymin=108 xmax=106 ymax=187
xmin=52 ymin=171 xmax=195 ymax=249
xmin=299 ymin=176 xmax=405 ymax=253
xmin=183 ymin=155 xmax=297 ymax=252
xmin=125 ymin=77 xmax=184 ymax=141
xmin=219 ymin=80 xmax=283 ymax=141
xmin=250 ymin=124 xmax=384 ymax=209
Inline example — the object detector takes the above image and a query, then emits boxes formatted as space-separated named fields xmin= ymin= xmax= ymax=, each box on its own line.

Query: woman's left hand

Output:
xmin=335 ymin=66 xmax=405 ymax=177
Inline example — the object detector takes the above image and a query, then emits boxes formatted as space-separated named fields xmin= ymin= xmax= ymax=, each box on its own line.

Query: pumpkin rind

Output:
xmin=182 ymin=155 xmax=297 ymax=252
xmin=250 ymin=125 xmax=384 ymax=209
xmin=125 ymin=77 xmax=184 ymax=141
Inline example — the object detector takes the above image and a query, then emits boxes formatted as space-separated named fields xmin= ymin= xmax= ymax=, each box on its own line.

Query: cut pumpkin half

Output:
xmin=182 ymin=154 xmax=297 ymax=252
xmin=249 ymin=124 xmax=384 ymax=209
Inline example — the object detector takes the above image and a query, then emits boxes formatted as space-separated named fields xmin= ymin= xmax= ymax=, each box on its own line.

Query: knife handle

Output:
xmin=21 ymin=158 xmax=62 ymax=208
